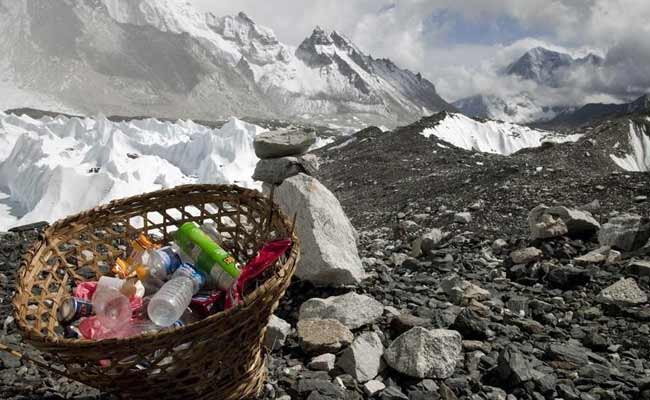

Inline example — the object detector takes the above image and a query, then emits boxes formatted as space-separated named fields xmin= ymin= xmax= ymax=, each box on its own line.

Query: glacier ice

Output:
xmin=610 ymin=119 xmax=650 ymax=172
xmin=0 ymin=112 xmax=266 ymax=230
xmin=419 ymin=113 xmax=582 ymax=155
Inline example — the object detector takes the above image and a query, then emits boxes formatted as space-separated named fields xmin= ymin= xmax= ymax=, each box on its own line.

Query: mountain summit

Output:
xmin=454 ymin=47 xmax=605 ymax=123
xmin=0 ymin=0 xmax=453 ymax=126
xmin=505 ymin=46 xmax=603 ymax=87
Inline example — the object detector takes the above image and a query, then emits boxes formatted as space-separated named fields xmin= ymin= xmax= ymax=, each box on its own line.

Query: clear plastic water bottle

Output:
xmin=92 ymin=276 xmax=132 ymax=330
xmin=147 ymin=263 xmax=205 ymax=327
xmin=136 ymin=244 xmax=185 ymax=294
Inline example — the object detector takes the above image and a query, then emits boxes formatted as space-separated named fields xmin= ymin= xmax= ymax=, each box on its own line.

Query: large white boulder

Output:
xmin=299 ymin=292 xmax=383 ymax=330
xmin=384 ymin=327 xmax=462 ymax=379
xmin=274 ymin=173 xmax=366 ymax=286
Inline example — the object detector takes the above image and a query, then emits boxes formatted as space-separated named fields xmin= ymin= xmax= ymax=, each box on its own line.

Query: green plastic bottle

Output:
xmin=174 ymin=222 xmax=240 ymax=289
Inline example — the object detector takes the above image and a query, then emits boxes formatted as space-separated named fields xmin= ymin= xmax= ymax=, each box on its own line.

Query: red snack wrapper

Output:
xmin=225 ymin=239 xmax=292 ymax=309
xmin=190 ymin=290 xmax=224 ymax=317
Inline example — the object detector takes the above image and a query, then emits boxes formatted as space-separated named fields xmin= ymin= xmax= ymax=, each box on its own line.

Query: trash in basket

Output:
xmin=55 ymin=221 xmax=292 ymax=341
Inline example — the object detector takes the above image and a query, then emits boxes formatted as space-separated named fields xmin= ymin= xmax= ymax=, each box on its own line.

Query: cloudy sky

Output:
xmin=189 ymin=0 xmax=650 ymax=104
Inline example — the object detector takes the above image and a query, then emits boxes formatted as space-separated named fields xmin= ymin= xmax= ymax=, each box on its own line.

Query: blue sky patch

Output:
xmin=425 ymin=9 xmax=548 ymax=46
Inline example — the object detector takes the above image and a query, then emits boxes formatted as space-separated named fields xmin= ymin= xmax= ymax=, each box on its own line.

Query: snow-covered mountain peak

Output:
xmin=506 ymin=47 xmax=573 ymax=85
xmin=456 ymin=47 xmax=605 ymax=124
xmin=505 ymin=46 xmax=602 ymax=87
xmin=0 ymin=0 xmax=454 ymax=127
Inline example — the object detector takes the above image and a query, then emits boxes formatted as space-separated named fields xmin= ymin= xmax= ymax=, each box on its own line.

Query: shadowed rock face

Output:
xmin=27 ymin=0 xmax=83 ymax=59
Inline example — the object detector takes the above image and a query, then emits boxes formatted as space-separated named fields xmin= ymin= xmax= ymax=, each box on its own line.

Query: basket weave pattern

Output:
xmin=12 ymin=184 xmax=299 ymax=399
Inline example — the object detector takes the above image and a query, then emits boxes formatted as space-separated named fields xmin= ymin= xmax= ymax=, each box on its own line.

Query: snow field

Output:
xmin=419 ymin=113 xmax=582 ymax=155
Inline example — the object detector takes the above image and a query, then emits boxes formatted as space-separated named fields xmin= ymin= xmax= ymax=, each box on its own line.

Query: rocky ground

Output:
xmin=1 ymin=112 xmax=650 ymax=400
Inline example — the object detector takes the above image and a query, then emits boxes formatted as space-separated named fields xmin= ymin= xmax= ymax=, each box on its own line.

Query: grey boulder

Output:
xmin=412 ymin=228 xmax=444 ymax=256
xmin=300 ymin=292 xmax=384 ymax=330
xmin=596 ymin=278 xmax=648 ymax=306
xmin=511 ymin=247 xmax=542 ymax=264
xmin=337 ymin=332 xmax=384 ymax=382
xmin=454 ymin=212 xmax=472 ymax=224
xmin=384 ymin=327 xmax=462 ymax=379
xmin=528 ymin=205 xmax=600 ymax=239
xmin=598 ymin=214 xmax=650 ymax=251
xmin=308 ymin=353 xmax=336 ymax=371
xmin=253 ymin=128 xmax=317 ymax=159
xmin=297 ymin=319 xmax=354 ymax=354
xmin=263 ymin=315 xmax=292 ymax=351
xmin=440 ymin=275 xmax=490 ymax=306
xmin=252 ymin=154 xmax=319 ymax=184
xmin=274 ymin=174 xmax=366 ymax=286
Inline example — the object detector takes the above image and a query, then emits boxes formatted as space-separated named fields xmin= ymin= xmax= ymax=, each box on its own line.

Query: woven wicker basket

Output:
xmin=10 ymin=184 xmax=299 ymax=400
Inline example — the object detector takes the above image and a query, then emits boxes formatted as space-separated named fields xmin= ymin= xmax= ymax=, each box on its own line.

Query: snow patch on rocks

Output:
xmin=419 ymin=113 xmax=581 ymax=155
xmin=610 ymin=119 xmax=650 ymax=172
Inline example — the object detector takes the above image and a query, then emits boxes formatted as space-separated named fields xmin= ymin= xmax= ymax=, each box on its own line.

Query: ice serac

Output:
xmin=274 ymin=174 xmax=366 ymax=286
xmin=419 ymin=113 xmax=582 ymax=155
xmin=0 ymin=0 xmax=453 ymax=127
xmin=0 ymin=113 xmax=265 ymax=230
xmin=610 ymin=119 xmax=650 ymax=172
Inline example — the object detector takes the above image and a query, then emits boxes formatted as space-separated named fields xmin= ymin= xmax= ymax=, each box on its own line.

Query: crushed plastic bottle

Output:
xmin=147 ymin=263 xmax=206 ymax=327
xmin=92 ymin=276 xmax=132 ymax=330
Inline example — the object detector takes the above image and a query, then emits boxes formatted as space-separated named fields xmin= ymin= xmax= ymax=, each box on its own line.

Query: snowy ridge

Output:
xmin=0 ymin=112 xmax=266 ymax=230
xmin=419 ymin=113 xmax=582 ymax=155
xmin=610 ymin=119 xmax=650 ymax=172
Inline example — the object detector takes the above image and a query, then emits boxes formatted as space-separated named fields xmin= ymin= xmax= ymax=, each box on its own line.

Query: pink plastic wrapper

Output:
xmin=73 ymin=281 xmax=97 ymax=300
xmin=225 ymin=239 xmax=292 ymax=309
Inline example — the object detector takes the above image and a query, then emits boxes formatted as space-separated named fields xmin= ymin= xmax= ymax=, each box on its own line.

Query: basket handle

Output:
xmin=0 ymin=341 xmax=79 ymax=381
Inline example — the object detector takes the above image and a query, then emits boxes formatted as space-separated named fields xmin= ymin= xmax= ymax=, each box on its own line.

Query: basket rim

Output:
xmin=12 ymin=183 xmax=300 ymax=348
